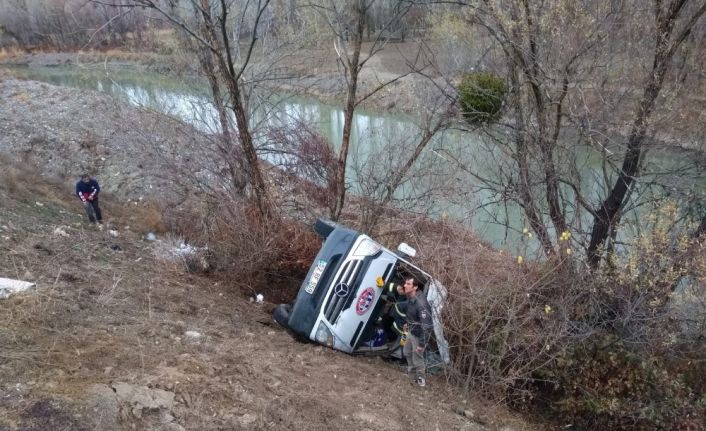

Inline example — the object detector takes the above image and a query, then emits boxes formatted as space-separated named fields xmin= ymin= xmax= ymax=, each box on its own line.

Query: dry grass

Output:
xmin=104 ymin=198 xmax=168 ymax=233
xmin=0 ymin=47 xmax=24 ymax=62
xmin=1 ymin=165 xmax=73 ymax=212
xmin=168 ymin=197 xmax=321 ymax=303
xmin=0 ymin=158 xmax=167 ymax=234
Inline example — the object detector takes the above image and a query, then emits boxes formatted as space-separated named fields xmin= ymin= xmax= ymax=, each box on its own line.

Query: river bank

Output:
xmin=3 ymin=60 xmax=704 ymax=256
xmin=3 ymin=47 xmax=704 ymax=158
xmin=0 ymin=45 xmax=431 ymax=117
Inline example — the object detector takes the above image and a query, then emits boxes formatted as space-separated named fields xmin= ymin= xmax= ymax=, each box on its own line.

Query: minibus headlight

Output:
xmin=353 ymin=238 xmax=381 ymax=257
xmin=315 ymin=322 xmax=334 ymax=347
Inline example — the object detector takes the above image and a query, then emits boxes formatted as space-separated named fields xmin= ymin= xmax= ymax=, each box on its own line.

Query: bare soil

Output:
xmin=0 ymin=163 xmax=529 ymax=431
xmin=0 ymin=75 xmax=535 ymax=430
xmin=0 ymin=75 xmax=204 ymax=204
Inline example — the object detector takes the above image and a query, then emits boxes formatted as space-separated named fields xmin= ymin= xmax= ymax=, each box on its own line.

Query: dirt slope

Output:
xmin=0 ymin=71 xmax=534 ymax=430
xmin=0 ymin=170 xmax=536 ymax=431
xmin=0 ymin=76 xmax=204 ymax=204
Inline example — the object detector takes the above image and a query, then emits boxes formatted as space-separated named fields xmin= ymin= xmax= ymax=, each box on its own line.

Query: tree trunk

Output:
xmin=221 ymin=66 xmax=274 ymax=217
xmin=199 ymin=49 xmax=247 ymax=194
xmin=330 ymin=1 xmax=365 ymax=221
xmin=511 ymin=68 xmax=556 ymax=257
xmin=587 ymin=5 xmax=686 ymax=267
xmin=199 ymin=0 xmax=274 ymax=219
xmin=330 ymin=76 xmax=358 ymax=220
xmin=522 ymin=0 xmax=567 ymax=241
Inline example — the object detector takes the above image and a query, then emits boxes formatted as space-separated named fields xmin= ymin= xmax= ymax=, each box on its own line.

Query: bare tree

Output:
xmin=435 ymin=0 xmax=706 ymax=266
xmin=172 ymin=9 xmax=246 ymax=197
xmin=0 ymin=0 xmax=153 ymax=50
xmin=308 ymin=0 xmax=421 ymax=221
xmin=353 ymin=75 xmax=456 ymax=232
xmin=95 ymin=0 xmax=282 ymax=219
xmin=586 ymin=0 xmax=706 ymax=266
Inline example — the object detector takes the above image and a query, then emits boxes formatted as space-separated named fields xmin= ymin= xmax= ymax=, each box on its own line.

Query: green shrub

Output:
xmin=458 ymin=72 xmax=506 ymax=125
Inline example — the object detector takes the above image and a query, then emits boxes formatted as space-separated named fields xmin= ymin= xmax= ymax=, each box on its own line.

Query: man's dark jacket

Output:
xmin=75 ymin=178 xmax=100 ymax=202
xmin=399 ymin=294 xmax=434 ymax=345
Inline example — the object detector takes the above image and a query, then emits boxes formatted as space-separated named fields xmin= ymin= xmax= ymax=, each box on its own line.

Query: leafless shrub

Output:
xmin=167 ymin=195 xmax=320 ymax=304
xmin=541 ymin=222 xmax=706 ymax=430
xmin=0 ymin=0 xmax=158 ymax=50
xmin=99 ymin=196 xmax=167 ymax=234
xmin=394 ymin=210 xmax=706 ymax=428
xmin=0 ymin=167 xmax=19 ymax=194
xmin=263 ymin=120 xmax=337 ymax=208
xmin=399 ymin=221 xmax=573 ymax=400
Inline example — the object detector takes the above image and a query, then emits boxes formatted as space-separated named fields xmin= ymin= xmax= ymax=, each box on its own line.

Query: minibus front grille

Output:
xmin=323 ymin=259 xmax=362 ymax=323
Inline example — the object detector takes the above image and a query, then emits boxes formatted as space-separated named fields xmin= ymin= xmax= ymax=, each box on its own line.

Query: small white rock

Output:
xmin=255 ymin=294 xmax=264 ymax=303
xmin=53 ymin=227 xmax=69 ymax=237
xmin=184 ymin=331 xmax=202 ymax=338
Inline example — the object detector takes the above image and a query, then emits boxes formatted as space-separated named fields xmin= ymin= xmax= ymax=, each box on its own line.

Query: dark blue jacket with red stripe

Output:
xmin=75 ymin=178 xmax=100 ymax=202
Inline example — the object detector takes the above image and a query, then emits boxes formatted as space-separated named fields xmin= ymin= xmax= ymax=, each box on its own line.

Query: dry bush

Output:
xmin=545 ymin=332 xmax=706 ymax=430
xmin=0 ymin=0 xmax=157 ymax=51
xmin=0 ymin=46 xmax=25 ymax=62
xmin=0 ymin=167 xmax=19 ymax=194
xmin=0 ymin=159 xmax=75 ymax=209
xmin=0 ymin=47 xmax=23 ymax=62
xmin=169 ymin=196 xmax=321 ymax=303
xmin=391 ymin=208 xmax=705 ymax=429
xmin=104 ymin=198 xmax=168 ymax=233
xmin=263 ymin=121 xmax=337 ymax=208
xmin=538 ymin=207 xmax=706 ymax=430
xmin=399 ymin=219 xmax=576 ymax=401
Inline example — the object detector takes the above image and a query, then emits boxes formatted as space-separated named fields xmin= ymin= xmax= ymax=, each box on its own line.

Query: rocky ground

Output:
xmin=0 ymin=73 xmax=535 ymax=430
xmin=0 ymin=75 xmax=203 ymax=203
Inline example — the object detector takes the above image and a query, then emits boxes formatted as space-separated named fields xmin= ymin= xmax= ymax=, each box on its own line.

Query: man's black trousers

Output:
xmin=84 ymin=199 xmax=102 ymax=223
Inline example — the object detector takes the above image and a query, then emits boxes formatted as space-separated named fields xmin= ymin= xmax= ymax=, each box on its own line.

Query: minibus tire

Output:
xmin=313 ymin=219 xmax=336 ymax=239
xmin=273 ymin=303 xmax=291 ymax=328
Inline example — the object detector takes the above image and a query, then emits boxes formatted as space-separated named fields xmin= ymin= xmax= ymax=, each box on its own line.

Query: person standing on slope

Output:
xmin=76 ymin=174 xmax=103 ymax=224
xmin=396 ymin=277 xmax=433 ymax=387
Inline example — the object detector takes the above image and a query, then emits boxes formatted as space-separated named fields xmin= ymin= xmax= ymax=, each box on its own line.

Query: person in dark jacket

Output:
xmin=75 ymin=174 xmax=102 ymax=224
xmin=396 ymin=277 xmax=433 ymax=387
